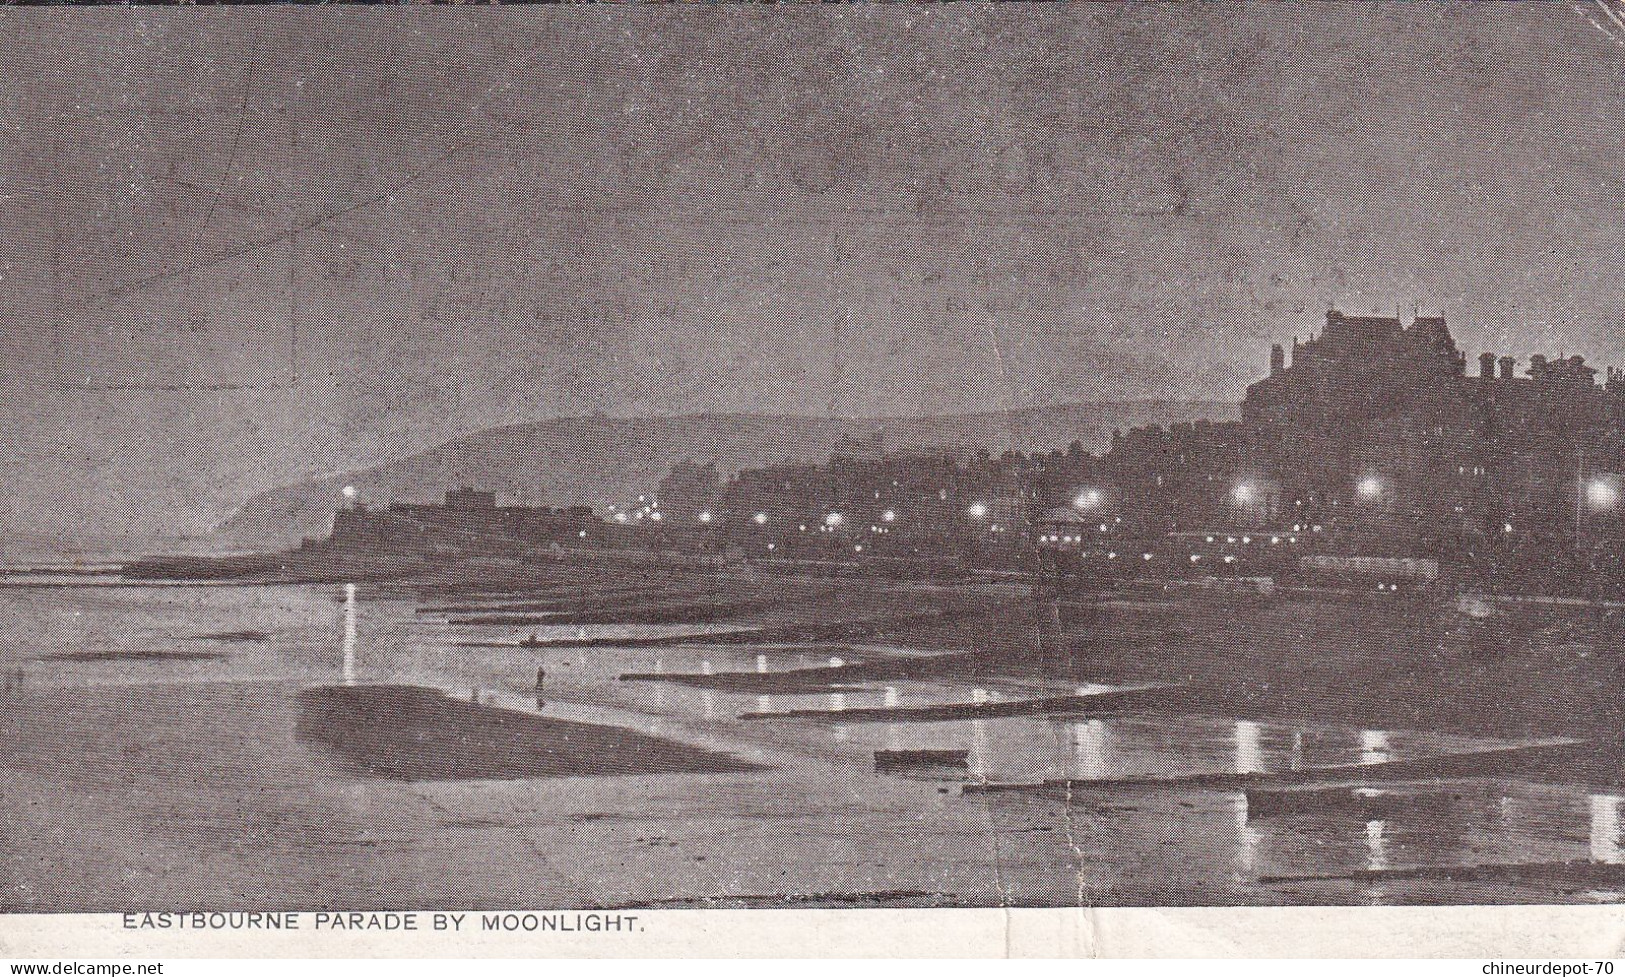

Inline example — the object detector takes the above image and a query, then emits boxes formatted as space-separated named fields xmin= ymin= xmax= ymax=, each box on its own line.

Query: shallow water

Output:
xmin=0 ymin=575 xmax=1616 ymax=908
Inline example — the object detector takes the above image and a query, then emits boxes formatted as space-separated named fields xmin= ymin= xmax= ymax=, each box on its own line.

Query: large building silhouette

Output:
xmin=1041 ymin=310 xmax=1625 ymax=594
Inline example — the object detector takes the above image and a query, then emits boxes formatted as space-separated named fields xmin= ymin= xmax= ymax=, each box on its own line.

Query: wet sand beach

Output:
xmin=6 ymin=567 xmax=1625 ymax=909
xmin=297 ymin=684 xmax=763 ymax=780
xmin=0 ymin=680 xmax=763 ymax=910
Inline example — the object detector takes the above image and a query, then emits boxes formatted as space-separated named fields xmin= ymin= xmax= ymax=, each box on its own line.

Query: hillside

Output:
xmin=215 ymin=400 xmax=1237 ymax=548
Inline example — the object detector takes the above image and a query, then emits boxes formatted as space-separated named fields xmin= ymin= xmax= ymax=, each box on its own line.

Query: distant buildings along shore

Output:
xmin=323 ymin=311 xmax=1625 ymax=598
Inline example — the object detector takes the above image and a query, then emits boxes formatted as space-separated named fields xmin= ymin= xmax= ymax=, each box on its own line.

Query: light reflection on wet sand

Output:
xmin=341 ymin=583 xmax=357 ymax=686
xmin=1234 ymin=720 xmax=1264 ymax=774
xmin=1361 ymin=729 xmax=1391 ymax=765
xmin=1591 ymin=794 xmax=1625 ymax=864
xmin=9 ymin=577 xmax=1625 ymax=907
xmin=320 ymin=585 xmax=1625 ymax=906
xmin=1234 ymin=794 xmax=1260 ymax=875
xmin=1365 ymin=819 xmax=1389 ymax=871
xmin=1073 ymin=719 xmax=1110 ymax=781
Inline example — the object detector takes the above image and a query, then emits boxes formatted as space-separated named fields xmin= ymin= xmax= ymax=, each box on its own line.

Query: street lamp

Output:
xmin=967 ymin=501 xmax=989 ymax=520
xmin=1356 ymin=475 xmax=1384 ymax=500
xmin=1587 ymin=476 xmax=1620 ymax=510
xmin=1073 ymin=489 xmax=1101 ymax=510
xmin=1231 ymin=478 xmax=1278 ymax=527
xmin=752 ymin=512 xmax=769 ymax=525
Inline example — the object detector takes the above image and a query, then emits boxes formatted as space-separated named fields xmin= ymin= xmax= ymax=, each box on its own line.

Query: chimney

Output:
xmin=1478 ymin=352 xmax=1496 ymax=378
xmin=1498 ymin=356 xmax=1516 ymax=380
xmin=1270 ymin=344 xmax=1285 ymax=376
xmin=1530 ymin=354 xmax=1548 ymax=379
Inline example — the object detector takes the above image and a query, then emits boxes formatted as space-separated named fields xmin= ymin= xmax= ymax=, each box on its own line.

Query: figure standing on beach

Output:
xmin=534 ymin=665 xmax=546 ymax=711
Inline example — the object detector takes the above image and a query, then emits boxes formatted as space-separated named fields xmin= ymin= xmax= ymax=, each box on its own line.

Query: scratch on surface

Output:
xmin=55 ymin=34 xmax=562 ymax=320
xmin=1578 ymin=1 xmax=1625 ymax=48
xmin=65 ymin=142 xmax=465 ymax=316
xmin=980 ymin=317 xmax=1035 ymax=510
xmin=973 ymin=790 xmax=1016 ymax=957
xmin=190 ymin=42 xmax=258 ymax=254
xmin=1597 ymin=0 xmax=1625 ymax=33
xmin=1058 ymin=737 xmax=1090 ymax=911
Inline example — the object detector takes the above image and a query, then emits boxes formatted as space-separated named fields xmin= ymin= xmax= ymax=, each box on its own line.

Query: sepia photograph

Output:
xmin=5 ymin=0 xmax=1625 ymax=960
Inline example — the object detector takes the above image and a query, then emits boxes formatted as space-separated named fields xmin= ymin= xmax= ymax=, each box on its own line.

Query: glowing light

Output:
xmin=1073 ymin=489 xmax=1101 ymax=510
xmin=697 ymin=511 xmax=713 ymax=524
xmin=967 ymin=502 xmax=989 ymax=520
xmin=577 ymin=530 xmax=587 ymax=538
xmin=1588 ymin=477 xmax=1619 ymax=510
xmin=882 ymin=510 xmax=897 ymax=522
xmin=614 ymin=512 xmax=628 ymax=523
xmin=824 ymin=512 xmax=844 ymax=527
xmin=341 ymin=484 xmax=357 ymax=500
xmin=1357 ymin=476 xmax=1384 ymax=500
xmin=1233 ymin=483 xmax=1257 ymax=504
xmin=650 ymin=512 xmax=663 ymax=522
xmin=753 ymin=512 xmax=769 ymax=525
xmin=854 ymin=544 xmax=864 ymax=553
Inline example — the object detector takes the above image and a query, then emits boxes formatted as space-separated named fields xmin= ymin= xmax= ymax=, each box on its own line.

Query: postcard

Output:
xmin=3 ymin=2 xmax=1625 ymax=961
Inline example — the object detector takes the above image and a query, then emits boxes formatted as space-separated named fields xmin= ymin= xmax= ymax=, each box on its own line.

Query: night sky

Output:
xmin=3 ymin=4 xmax=1625 ymax=547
